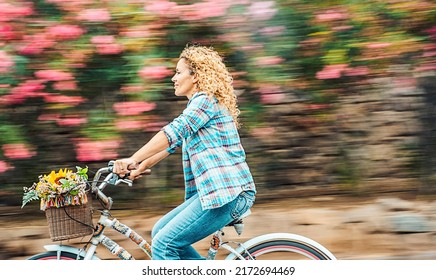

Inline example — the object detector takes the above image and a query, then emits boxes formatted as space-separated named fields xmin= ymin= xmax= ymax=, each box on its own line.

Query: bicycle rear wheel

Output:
xmin=240 ymin=240 xmax=332 ymax=260
xmin=226 ymin=233 xmax=336 ymax=260
xmin=27 ymin=251 xmax=82 ymax=260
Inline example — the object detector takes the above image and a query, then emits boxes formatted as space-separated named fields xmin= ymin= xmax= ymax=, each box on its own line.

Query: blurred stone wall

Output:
xmin=115 ymin=72 xmax=435 ymax=205
xmin=227 ymin=74 xmax=433 ymax=199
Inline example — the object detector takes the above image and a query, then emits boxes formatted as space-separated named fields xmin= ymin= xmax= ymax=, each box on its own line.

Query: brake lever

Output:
xmin=115 ymin=177 xmax=133 ymax=187
xmin=107 ymin=173 xmax=133 ymax=187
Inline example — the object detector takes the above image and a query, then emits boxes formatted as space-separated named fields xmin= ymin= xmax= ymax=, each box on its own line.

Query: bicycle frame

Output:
xmin=84 ymin=210 xmax=153 ymax=260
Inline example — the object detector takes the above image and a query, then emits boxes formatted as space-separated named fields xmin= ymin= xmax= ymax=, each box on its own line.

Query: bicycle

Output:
xmin=27 ymin=161 xmax=337 ymax=260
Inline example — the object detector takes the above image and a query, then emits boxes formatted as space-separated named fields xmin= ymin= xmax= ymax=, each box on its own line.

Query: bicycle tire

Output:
xmin=240 ymin=239 xmax=333 ymax=260
xmin=27 ymin=251 xmax=83 ymax=260
xmin=226 ymin=233 xmax=336 ymax=260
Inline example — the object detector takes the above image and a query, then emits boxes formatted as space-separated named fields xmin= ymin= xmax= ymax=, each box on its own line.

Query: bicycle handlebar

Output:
xmin=90 ymin=161 xmax=151 ymax=210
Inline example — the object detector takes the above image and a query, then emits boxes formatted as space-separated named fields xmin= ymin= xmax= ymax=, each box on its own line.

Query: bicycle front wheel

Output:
xmin=27 ymin=251 xmax=83 ymax=260
xmin=226 ymin=233 xmax=336 ymax=260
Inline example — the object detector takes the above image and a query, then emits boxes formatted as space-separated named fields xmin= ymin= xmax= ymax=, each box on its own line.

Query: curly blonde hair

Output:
xmin=180 ymin=44 xmax=240 ymax=128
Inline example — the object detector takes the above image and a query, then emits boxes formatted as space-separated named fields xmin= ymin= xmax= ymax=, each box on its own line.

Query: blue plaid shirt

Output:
xmin=162 ymin=92 xmax=256 ymax=210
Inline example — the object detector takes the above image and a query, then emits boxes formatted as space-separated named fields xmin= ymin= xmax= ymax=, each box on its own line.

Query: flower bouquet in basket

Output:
xmin=22 ymin=166 xmax=94 ymax=241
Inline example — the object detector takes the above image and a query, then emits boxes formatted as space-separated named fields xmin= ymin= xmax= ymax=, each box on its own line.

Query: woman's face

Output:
xmin=172 ymin=58 xmax=197 ymax=99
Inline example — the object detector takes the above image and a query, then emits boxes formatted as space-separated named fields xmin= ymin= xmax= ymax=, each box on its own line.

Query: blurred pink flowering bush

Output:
xmin=2 ymin=143 xmax=36 ymax=159
xmin=113 ymin=101 xmax=157 ymax=116
xmin=73 ymin=138 xmax=121 ymax=162
xmin=0 ymin=0 xmax=434 ymax=201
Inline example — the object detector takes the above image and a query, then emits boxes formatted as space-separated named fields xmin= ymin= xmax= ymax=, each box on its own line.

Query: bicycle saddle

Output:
xmin=226 ymin=209 xmax=252 ymax=227
xmin=226 ymin=209 xmax=251 ymax=235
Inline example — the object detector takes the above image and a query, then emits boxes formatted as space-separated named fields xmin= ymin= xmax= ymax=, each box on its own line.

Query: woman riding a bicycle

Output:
xmin=113 ymin=43 xmax=256 ymax=260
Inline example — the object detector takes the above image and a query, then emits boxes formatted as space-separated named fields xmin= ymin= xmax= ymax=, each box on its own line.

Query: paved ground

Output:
xmin=2 ymin=194 xmax=436 ymax=260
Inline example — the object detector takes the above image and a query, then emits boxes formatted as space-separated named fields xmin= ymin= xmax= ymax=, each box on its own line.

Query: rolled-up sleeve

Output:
xmin=161 ymin=126 xmax=182 ymax=154
xmin=161 ymin=92 xmax=216 ymax=153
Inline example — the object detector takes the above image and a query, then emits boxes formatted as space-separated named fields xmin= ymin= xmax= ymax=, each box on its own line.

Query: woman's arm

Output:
xmin=114 ymin=130 xmax=169 ymax=175
xmin=140 ymin=149 xmax=170 ymax=169
xmin=130 ymin=130 xmax=169 ymax=163
xmin=128 ymin=149 xmax=170 ymax=180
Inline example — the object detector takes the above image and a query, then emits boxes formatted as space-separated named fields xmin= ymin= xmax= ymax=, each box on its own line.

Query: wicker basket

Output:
xmin=45 ymin=202 xmax=93 ymax=241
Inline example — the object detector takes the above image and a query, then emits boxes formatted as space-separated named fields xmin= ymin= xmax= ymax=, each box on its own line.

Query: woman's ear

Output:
xmin=192 ymin=73 xmax=198 ymax=84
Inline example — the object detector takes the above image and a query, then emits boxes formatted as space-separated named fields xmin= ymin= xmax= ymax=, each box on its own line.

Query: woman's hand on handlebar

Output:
xmin=128 ymin=159 xmax=152 ymax=180
xmin=129 ymin=168 xmax=151 ymax=180
xmin=113 ymin=158 xmax=138 ymax=177
xmin=113 ymin=158 xmax=152 ymax=180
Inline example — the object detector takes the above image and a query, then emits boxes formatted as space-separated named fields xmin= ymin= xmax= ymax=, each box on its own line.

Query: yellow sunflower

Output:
xmin=45 ymin=169 xmax=70 ymax=187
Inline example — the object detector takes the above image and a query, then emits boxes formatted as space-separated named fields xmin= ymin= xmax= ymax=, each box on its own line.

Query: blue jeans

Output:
xmin=151 ymin=191 xmax=255 ymax=260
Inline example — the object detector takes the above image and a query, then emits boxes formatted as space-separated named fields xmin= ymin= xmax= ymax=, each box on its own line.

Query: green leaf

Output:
xmin=22 ymin=190 xmax=39 ymax=208
xmin=76 ymin=166 xmax=88 ymax=180
xmin=59 ymin=178 xmax=71 ymax=188
xmin=69 ymin=190 xmax=79 ymax=196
